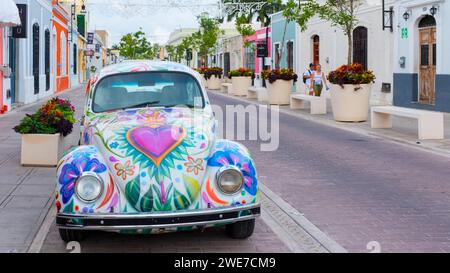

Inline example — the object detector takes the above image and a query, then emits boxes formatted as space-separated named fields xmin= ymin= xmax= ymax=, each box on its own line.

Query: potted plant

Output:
xmin=261 ymin=69 xmax=298 ymax=105
xmin=14 ymin=97 xmax=76 ymax=166
xmin=204 ymin=67 xmax=223 ymax=90
xmin=228 ymin=68 xmax=255 ymax=96
xmin=195 ymin=67 xmax=208 ymax=88
xmin=328 ymin=64 xmax=376 ymax=122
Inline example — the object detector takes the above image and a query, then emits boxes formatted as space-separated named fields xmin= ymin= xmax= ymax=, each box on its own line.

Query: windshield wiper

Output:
xmin=162 ymin=104 xmax=196 ymax=109
xmin=123 ymin=100 xmax=161 ymax=110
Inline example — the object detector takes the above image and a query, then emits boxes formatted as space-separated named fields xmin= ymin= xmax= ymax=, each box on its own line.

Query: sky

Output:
xmin=86 ymin=0 xmax=224 ymax=46
xmin=85 ymin=0 xmax=382 ymax=47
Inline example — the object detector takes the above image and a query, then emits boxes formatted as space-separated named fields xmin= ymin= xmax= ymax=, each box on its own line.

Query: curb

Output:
xmin=260 ymin=183 xmax=347 ymax=253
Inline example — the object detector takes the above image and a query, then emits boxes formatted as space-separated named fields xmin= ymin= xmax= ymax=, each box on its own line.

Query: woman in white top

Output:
xmin=309 ymin=64 xmax=329 ymax=97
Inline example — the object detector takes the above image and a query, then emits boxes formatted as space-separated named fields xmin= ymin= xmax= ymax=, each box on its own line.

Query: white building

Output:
xmin=86 ymin=31 xmax=105 ymax=75
xmin=393 ymin=0 xmax=449 ymax=112
xmin=3 ymin=0 xmax=54 ymax=109
xmin=295 ymin=0 xmax=396 ymax=105
xmin=166 ymin=28 xmax=199 ymax=68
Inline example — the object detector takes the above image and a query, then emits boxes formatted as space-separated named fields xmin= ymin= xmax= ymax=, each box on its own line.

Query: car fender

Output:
xmin=202 ymin=139 xmax=260 ymax=209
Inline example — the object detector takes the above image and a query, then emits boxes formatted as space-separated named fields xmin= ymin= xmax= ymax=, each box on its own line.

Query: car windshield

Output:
xmin=92 ymin=72 xmax=204 ymax=113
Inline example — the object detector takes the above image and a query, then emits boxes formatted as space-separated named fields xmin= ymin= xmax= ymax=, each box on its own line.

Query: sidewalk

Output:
xmin=209 ymin=90 xmax=450 ymax=158
xmin=0 ymin=85 xmax=85 ymax=253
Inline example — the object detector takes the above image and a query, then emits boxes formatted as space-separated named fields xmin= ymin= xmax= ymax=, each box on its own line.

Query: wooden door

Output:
xmin=419 ymin=27 xmax=436 ymax=104
xmin=312 ymin=35 xmax=320 ymax=67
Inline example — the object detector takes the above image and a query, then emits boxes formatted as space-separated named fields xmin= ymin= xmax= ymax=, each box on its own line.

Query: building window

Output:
xmin=418 ymin=15 xmax=437 ymax=28
xmin=60 ymin=32 xmax=67 ymax=76
xmin=33 ymin=23 xmax=40 ymax=94
xmin=312 ymin=35 xmax=320 ymax=67
xmin=353 ymin=26 xmax=368 ymax=70
xmin=45 ymin=29 xmax=50 ymax=91
xmin=274 ymin=43 xmax=280 ymax=69
xmin=286 ymin=41 xmax=294 ymax=70
xmin=73 ymin=44 xmax=77 ymax=75
xmin=245 ymin=44 xmax=255 ymax=71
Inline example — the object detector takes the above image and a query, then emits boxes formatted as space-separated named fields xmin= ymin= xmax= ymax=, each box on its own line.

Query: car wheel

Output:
xmin=225 ymin=219 xmax=255 ymax=239
xmin=58 ymin=229 xmax=86 ymax=242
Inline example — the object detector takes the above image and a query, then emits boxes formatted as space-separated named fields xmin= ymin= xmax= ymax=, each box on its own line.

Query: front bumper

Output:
xmin=56 ymin=203 xmax=261 ymax=230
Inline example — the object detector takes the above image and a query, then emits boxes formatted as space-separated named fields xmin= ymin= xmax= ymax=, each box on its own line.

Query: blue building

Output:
xmin=270 ymin=11 xmax=297 ymax=73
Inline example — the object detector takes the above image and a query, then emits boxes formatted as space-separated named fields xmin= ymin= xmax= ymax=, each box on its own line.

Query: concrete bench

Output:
xmin=371 ymin=106 xmax=444 ymax=140
xmin=221 ymin=83 xmax=232 ymax=94
xmin=247 ymin=87 xmax=267 ymax=102
xmin=290 ymin=94 xmax=327 ymax=115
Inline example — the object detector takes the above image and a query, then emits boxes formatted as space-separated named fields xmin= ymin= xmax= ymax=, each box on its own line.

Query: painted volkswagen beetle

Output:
xmin=55 ymin=61 xmax=260 ymax=242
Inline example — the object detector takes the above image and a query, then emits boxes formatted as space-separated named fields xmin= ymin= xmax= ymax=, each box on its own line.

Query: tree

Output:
xmin=165 ymin=45 xmax=176 ymax=61
xmin=116 ymin=29 xmax=153 ymax=60
xmin=283 ymin=0 xmax=362 ymax=65
xmin=151 ymin=43 xmax=161 ymax=60
xmin=191 ymin=14 xmax=223 ymax=67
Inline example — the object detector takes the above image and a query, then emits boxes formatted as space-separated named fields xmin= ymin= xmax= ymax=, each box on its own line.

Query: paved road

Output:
xmin=207 ymin=91 xmax=450 ymax=253
xmin=37 ymin=88 xmax=450 ymax=253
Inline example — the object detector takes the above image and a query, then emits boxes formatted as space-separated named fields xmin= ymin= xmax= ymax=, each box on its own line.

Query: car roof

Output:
xmin=96 ymin=60 xmax=200 ymax=80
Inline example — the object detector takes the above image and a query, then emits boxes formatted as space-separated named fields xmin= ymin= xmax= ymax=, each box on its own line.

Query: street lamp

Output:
xmin=403 ymin=11 xmax=410 ymax=21
xmin=430 ymin=6 xmax=438 ymax=16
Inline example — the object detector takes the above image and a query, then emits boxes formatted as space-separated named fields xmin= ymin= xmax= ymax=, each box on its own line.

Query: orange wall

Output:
xmin=0 ymin=27 xmax=3 ymax=110
xmin=53 ymin=4 xmax=69 ymax=92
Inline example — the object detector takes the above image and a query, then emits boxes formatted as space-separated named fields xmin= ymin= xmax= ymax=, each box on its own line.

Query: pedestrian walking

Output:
xmin=303 ymin=63 xmax=315 ymax=94
xmin=309 ymin=64 xmax=329 ymax=97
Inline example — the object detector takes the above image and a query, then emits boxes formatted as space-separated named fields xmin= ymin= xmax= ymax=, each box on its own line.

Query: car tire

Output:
xmin=58 ymin=229 xmax=86 ymax=242
xmin=225 ymin=219 xmax=255 ymax=239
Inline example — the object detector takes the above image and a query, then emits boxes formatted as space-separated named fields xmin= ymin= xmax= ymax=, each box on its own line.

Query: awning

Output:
xmin=0 ymin=0 xmax=21 ymax=27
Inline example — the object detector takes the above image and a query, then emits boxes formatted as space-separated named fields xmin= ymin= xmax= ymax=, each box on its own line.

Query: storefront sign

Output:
xmin=95 ymin=44 xmax=101 ymax=53
xmin=257 ymin=44 xmax=268 ymax=58
xmin=12 ymin=4 xmax=27 ymax=39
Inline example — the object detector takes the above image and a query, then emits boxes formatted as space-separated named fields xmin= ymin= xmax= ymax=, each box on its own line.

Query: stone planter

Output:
xmin=232 ymin=77 xmax=252 ymax=96
xmin=267 ymin=80 xmax=293 ymax=105
xmin=207 ymin=75 xmax=222 ymax=90
xmin=201 ymin=77 xmax=208 ymax=89
xmin=21 ymin=133 xmax=61 ymax=166
xmin=330 ymin=84 xmax=372 ymax=122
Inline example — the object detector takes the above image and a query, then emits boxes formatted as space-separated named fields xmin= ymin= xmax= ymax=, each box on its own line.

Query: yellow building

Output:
xmin=95 ymin=30 xmax=109 ymax=67
xmin=59 ymin=0 xmax=89 ymax=83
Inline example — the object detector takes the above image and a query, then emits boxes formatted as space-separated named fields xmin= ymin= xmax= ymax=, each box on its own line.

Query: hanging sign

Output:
xmin=401 ymin=28 xmax=408 ymax=39
xmin=257 ymin=43 xmax=268 ymax=58
xmin=12 ymin=4 xmax=27 ymax=39
xmin=87 ymin=32 xmax=94 ymax=44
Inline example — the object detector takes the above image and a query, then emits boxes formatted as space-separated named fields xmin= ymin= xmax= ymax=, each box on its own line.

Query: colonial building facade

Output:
xmin=271 ymin=12 xmax=297 ymax=72
xmin=52 ymin=0 xmax=70 ymax=93
xmin=295 ymin=0 xmax=395 ymax=105
xmin=393 ymin=0 xmax=450 ymax=112
xmin=4 ymin=0 xmax=54 ymax=108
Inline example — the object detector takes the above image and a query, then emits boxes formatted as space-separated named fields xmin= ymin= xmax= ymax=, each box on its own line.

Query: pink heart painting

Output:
xmin=126 ymin=125 xmax=187 ymax=167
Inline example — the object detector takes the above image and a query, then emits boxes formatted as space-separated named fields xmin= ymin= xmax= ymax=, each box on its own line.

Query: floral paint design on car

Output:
xmin=55 ymin=61 xmax=260 ymax=240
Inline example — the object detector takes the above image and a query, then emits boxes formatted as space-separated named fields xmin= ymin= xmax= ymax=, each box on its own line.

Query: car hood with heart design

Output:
xmin=77 ymin=107 xmax=216 ymax=213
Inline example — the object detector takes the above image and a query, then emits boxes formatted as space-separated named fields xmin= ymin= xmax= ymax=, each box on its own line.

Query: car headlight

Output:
xmin=75 ymin=172 xmax=104 ymax=203
xmin=216 ymin=166 xmax=244 ymax=195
